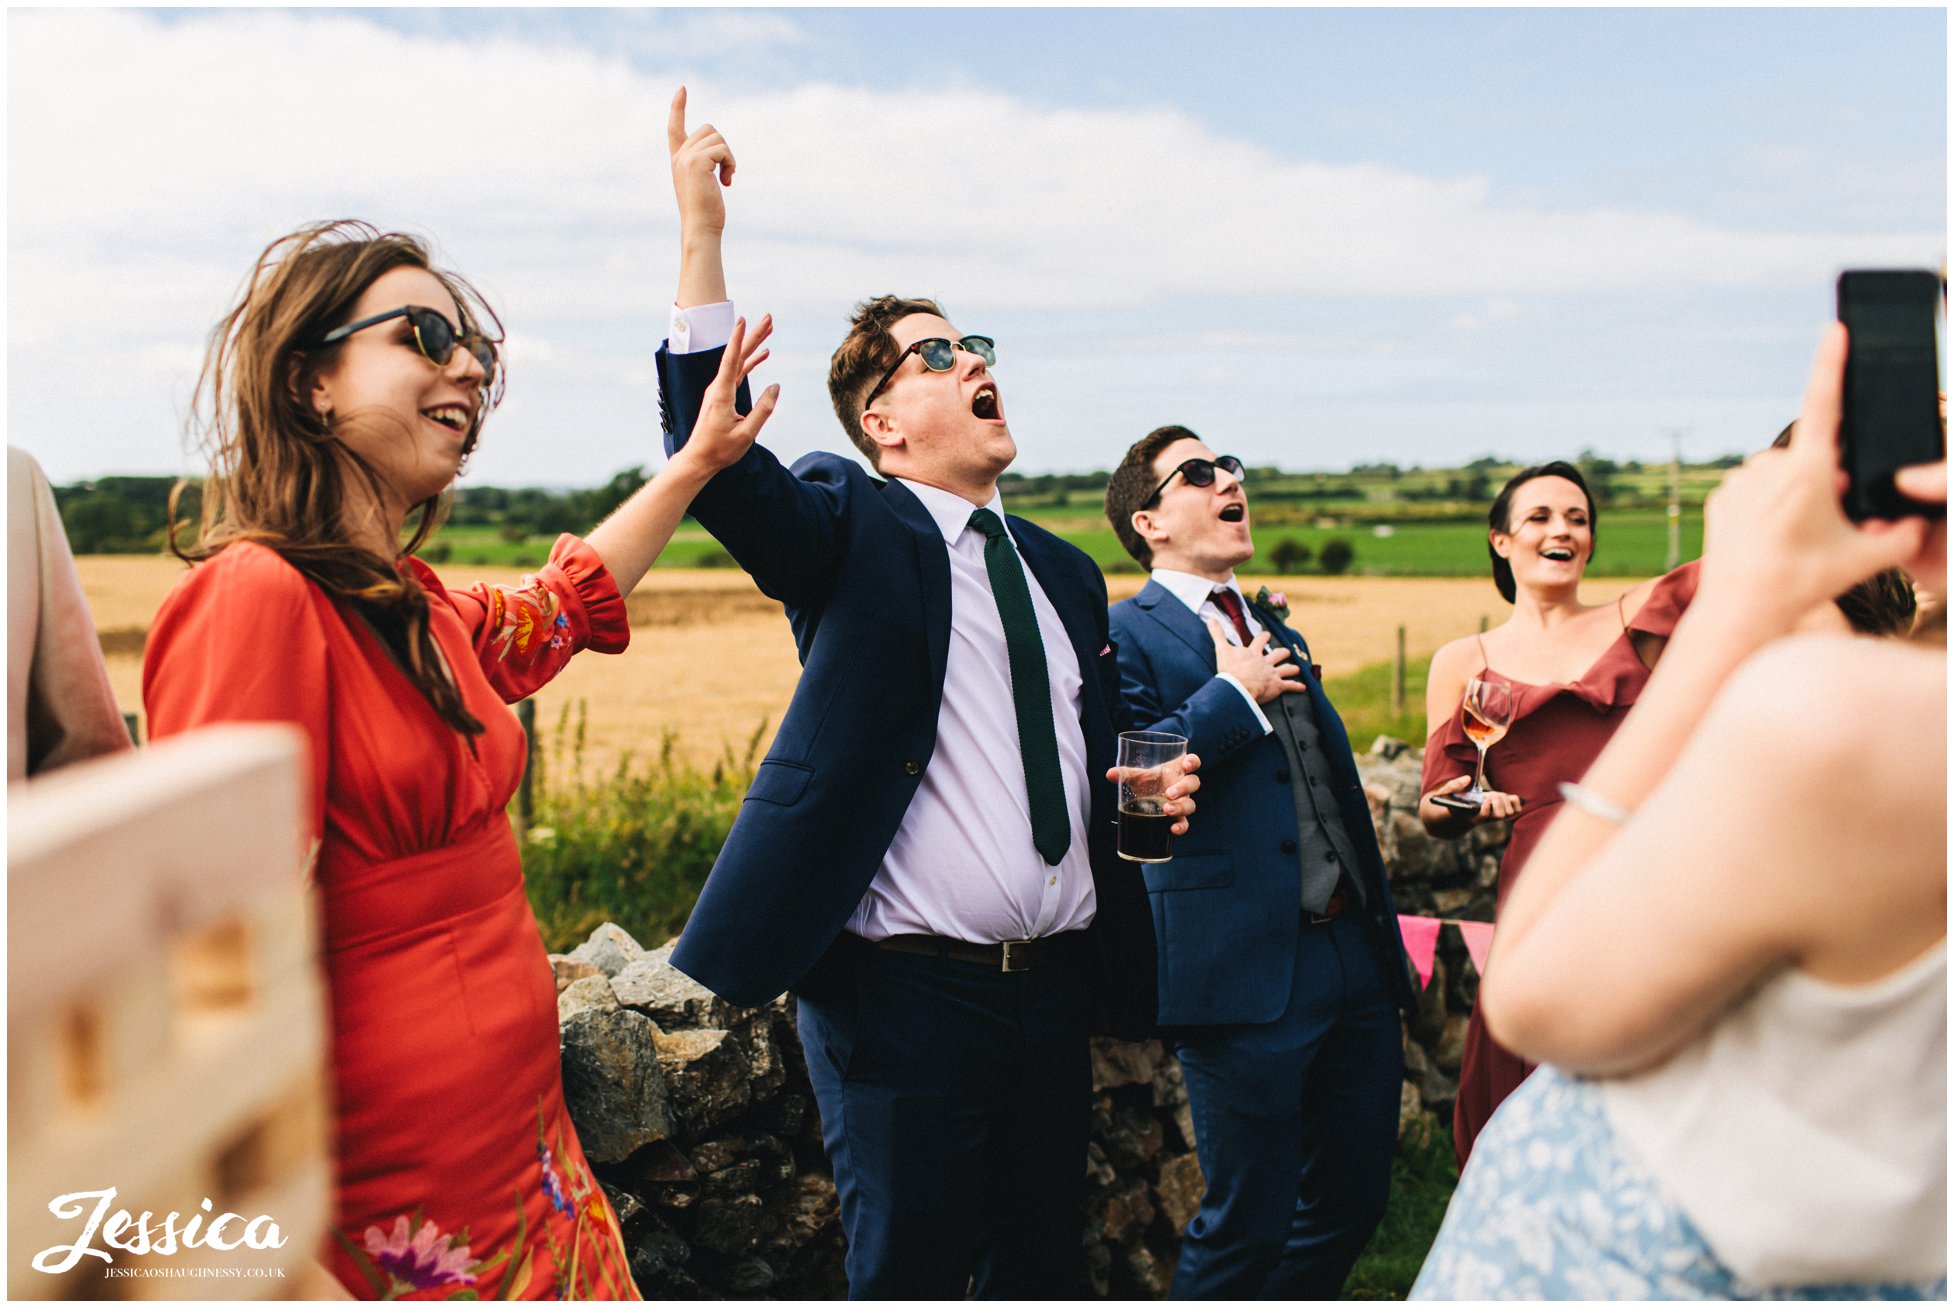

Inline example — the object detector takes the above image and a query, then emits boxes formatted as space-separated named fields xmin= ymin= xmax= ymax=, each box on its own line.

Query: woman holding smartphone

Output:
xmin=144 ymin=219 xmax=775 ymax=1299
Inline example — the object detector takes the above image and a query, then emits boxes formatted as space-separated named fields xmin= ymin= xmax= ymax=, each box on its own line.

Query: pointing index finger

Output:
xmin=668 ymin=87 xmax=689 ymax=155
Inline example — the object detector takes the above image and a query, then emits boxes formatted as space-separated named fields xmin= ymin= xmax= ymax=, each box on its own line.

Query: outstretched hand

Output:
xmin=1207 ymin=619 xmax=1306 ymax=704
xmin=668 ymin=86 xmax=735 ymax=238
xmin=683 ymin=314 xmax=778 ymax=473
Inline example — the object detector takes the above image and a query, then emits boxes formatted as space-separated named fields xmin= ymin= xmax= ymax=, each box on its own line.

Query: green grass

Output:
xmin=1321 ymin=655 xmax=1435 ymax=750
xmin=519 ymin=701 xmax=760 ymax=952
xmin=424 ymin=523 xmax=737 ymax=570
xmin=1345 ymin=1122 xmax=1460 ymax=1299
xmin=1012 ymin=507 xmax=1701 ymax=578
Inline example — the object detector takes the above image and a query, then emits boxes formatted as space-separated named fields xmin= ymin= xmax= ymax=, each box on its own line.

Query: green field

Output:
xmin=428 ymin=506 xmax=1702 ymax=579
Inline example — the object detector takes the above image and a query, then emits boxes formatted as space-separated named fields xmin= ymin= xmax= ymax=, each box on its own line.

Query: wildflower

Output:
xmin=363 ymin=1214 xmax=477 ymax=1292
xmin=538 ymin=1143 xmax=574 ymax=1219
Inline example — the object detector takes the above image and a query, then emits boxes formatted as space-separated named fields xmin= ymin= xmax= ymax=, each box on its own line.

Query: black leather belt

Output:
xmin=872 ymin=930 xmax=1088 ymax=973
xmin=1302 ymin=887 xmax=1350 ymax=926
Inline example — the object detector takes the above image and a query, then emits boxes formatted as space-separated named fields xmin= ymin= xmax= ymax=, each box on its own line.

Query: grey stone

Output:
xmin=1432 ymin=1012 xmax=1471 ymax=1074
xmin=558 ymin=1006 xmax=675 ymax=1163
xmin=556 ymin=974 xmax=619 ymax=1022
xmin=691 ymin=1192 xmax=768 ymax=1255
xmin=613 ymin=945 xmax=743 ymax=1029
xmin=1100 ymin=1101 xmax=1164 ymax=1172
xmin=654 ymin=1027 xmax=754 ymax=1135
xmin=773 ymin=1171 xmax=838 ymax=1252
xmin=1090 ymin=1177 xmax=1154 ymax=1246
xmin=1153 ymin=1150 xmax=1205 ymax=1237
xmin=549 ymin=954 xmax=604 ymax=993
xmin=1091 ymin=1037 xmax=1162 ymax=1091
xmin=725 ymin=1256 xmax=776 ymax=1296
xmin=568 ymin=921 xmax=647 ymax=979
xmin=1113 ymin=1241 xmax=1173 ymax=1298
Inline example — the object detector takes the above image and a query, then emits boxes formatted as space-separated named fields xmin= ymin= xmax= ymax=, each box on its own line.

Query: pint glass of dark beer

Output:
xmin=1116 ymin=731 xmax=1187 ymax=863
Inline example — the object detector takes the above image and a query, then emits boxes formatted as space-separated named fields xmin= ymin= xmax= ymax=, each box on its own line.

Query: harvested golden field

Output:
xmin=78 ymin=555 xmax=1646 ymax=769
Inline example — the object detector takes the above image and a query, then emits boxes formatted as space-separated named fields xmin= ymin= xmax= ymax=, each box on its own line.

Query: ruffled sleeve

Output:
xmin=1420 ymin=700 xmax=1480 ymax=796
xmin=1627 ymin=558 xmax=1700 ymax=640
xmin=422 ymin=533 xmax=630 ymax=703
xmin=142 ymin=543 xmax=333 ymax=846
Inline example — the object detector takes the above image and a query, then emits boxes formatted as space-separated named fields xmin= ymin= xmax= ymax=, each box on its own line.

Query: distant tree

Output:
xmin=61 ymin=492 xmax=147 ymax=553
xmin=1318 ymin=537 xmax=1355 ymax=575
xmin=1465 ymin=456 xmax=1503 ymax=473
xmin=589 ymin=467 xmax=647 ymax=522
xmin=1267 ymin=537 xmax=1312 ymax=574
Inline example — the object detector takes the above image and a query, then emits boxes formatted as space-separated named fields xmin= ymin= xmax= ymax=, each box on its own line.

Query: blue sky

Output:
xmin=9 ymin=7 xmax=1944 ymax=486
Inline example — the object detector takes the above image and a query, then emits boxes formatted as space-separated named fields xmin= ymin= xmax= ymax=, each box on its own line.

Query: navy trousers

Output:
xmin=796 ymin=937 xmax=1093 ymax=1300
xmin=1169 ymin=913 xmax=1404 ymax=1300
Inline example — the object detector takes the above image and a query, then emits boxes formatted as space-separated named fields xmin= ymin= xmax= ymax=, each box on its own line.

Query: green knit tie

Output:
xmin=968 ymin=508 xmax=1071 ymax=866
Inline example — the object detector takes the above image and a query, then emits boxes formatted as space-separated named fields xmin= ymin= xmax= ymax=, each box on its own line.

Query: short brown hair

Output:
xmin=1105 ymin=425 xmax=1203 ymax=569
xmin=827 ymin=295 xmax=946 ymax=469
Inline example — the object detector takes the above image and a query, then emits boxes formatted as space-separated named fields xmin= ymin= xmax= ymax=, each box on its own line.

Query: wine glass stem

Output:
xmin=1472 ymin=744 xmax=1488 ymax=794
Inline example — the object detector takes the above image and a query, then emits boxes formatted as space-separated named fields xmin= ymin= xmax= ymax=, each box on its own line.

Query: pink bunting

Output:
xmin=1396 ymin=915 xmax=1442 ymax=990
xmin=1457 ymin=921 xmax=1496 ymax=976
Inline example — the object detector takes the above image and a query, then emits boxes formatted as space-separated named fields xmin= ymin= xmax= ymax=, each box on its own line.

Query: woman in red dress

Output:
xmin=1417 ymin=463 xmax=1693 ymax=1171
xmin=1418 ymin=459 xmax=1915 ymax=1171
xmin=143 ymin=221 xmax=776 ymax=1298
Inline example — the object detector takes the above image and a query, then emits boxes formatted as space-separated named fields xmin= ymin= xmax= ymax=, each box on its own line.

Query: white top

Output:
xmin=671 ymin=304 xmax=1097 ymax=944
xmin=1601 ymin=941 xmax=1947 ymax=1286
xmin=1150 ymin=568 xmax=1272 ymax=735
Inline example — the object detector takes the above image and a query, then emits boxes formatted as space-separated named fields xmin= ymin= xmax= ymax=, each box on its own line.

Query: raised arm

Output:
xmin=657 ymin=88 xmax=844 ymax=604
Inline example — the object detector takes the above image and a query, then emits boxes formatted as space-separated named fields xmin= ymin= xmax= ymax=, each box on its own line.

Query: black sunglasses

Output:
xmin=316 ymin=305 xmax=502 ymax=401
xmin=1142 ymin=454 xmax=1246 ymax=508
xmin=863 ymin=335 xmax=996 ymax=408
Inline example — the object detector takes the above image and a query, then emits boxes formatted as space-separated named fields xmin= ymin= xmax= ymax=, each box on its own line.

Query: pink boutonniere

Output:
xmin=1254 ymin=586 xmax=1290 ymax=622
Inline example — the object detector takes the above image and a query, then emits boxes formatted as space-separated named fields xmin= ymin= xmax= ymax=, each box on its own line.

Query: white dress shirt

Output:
xmin=671 ymin=302 xmax=1098 ymax=943
xmin=1149 ymin=569 xmax=1274 ymax=735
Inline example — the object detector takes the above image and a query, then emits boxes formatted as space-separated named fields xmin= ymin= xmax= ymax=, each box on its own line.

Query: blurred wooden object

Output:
xmin=9 ymin=726 xmax=330 ymax=1299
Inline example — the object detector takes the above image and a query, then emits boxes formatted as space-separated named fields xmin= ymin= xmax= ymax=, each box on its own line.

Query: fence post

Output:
xmin=515 ymin=698 xmax=537 ymax=828
xmin=122 ymin=711 xmax=141 ymax=746
xmin=1478 ymin=614 xmax=1489 ymax=634
xmin=1391 ymin=625 xmax=1406 ymax=719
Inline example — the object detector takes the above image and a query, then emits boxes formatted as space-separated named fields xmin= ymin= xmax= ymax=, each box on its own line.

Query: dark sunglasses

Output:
xmin=1142 ymin=454 xmax=1246 ymax=508
xmin=316 ymin=305 xmax=502 ymax=399
xmin=863 ymin=335 xmax=996 ymax=408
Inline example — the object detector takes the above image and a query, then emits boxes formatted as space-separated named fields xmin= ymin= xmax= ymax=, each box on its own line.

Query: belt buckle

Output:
xmin=1000 ymin=939 xmax=1033 ymax=973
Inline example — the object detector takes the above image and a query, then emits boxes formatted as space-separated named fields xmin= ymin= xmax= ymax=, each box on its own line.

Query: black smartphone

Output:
xmin=1836 ymin=270 xmax=1944 ymax=521
xmin=1431 ymin=792 xmax=1480 ymax=815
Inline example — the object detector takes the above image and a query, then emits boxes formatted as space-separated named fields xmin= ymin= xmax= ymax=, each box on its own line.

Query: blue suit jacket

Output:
xmin=1108 ymin=580 xmax=1416 ymax=1025
xmin=654 ymin=345 xmax=1157 ymax=1037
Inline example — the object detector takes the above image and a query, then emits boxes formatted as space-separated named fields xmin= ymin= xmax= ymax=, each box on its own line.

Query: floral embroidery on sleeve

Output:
xmin=483 ymin=576 xmax=570 ymax=673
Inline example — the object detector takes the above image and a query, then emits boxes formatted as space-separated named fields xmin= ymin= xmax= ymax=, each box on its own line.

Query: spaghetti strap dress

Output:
xmin=1421 ymin=561 xmax=1698 ymax=1171
xmin=143 ymin=536 xmax=642 ymax=1300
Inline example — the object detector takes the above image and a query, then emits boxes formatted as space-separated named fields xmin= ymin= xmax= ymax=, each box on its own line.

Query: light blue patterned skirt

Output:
xmin=1411 ymin=1066 xmax=1946 ymax=1300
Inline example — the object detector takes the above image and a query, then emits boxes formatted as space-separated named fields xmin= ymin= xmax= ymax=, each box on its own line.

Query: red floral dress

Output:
xmin=144 ymin=536 xmax=641 ymax=1300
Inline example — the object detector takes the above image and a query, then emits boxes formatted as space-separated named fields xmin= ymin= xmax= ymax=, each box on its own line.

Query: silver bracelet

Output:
xmin=1557 ymin=781 xmax=1633 ymax=825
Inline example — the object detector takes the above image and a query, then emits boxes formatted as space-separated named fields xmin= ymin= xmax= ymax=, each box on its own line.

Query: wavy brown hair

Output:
xmin=171 ymin=220 xmax=504 ymax=736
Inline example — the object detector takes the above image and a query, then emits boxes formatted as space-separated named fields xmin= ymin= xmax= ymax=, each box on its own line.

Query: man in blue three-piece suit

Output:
xmin=652 ymin=94 xmax=1200 ymax=1299
xmin=1102 ymin=426 xmax=1418 ymax=1299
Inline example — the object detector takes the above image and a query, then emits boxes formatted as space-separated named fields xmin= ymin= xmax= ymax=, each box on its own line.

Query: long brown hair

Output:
xmin=171 ymin=220 xmax=504 ymax=736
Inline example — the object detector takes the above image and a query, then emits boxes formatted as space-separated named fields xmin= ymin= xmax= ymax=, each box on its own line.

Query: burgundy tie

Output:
xmin=1211 ymin=587 xmax=1253 ymax=646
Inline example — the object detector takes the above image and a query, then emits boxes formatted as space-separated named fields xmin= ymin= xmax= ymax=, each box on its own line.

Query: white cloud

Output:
xmin=6 ymin=9 xmax=1939 ymax=481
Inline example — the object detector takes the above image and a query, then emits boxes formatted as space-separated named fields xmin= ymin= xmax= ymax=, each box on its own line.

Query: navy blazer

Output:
xmin=1108 ymin=580 xmax=1416 ymax=1025
xmin=655 ymin=345 xmax=1157 ymax=1037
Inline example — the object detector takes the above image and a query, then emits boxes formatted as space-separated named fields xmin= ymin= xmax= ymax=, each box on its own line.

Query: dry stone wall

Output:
xmin=555 ymin=739 xmax=1506 ymax=1298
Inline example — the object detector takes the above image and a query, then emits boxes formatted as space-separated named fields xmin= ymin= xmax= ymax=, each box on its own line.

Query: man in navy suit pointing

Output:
xmin=1103 ymin=426 xmax=1416 ymax=1299
xmin=654 ymin=92 xmax=1200 ymax=1299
